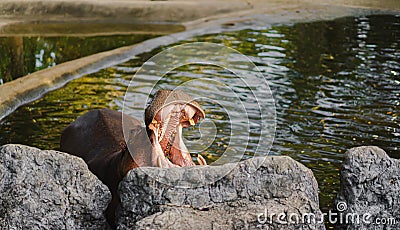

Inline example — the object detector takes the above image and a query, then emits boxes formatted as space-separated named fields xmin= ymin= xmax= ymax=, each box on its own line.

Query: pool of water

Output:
xmin=0 ymin=14 xmax=399 ymax=215
xmin=0 ymin=34 xmax=156 ymax=83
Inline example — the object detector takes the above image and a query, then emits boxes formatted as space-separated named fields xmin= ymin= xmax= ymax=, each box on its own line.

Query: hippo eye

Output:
xmin=198 ymin=116 xmax=201 ymax=121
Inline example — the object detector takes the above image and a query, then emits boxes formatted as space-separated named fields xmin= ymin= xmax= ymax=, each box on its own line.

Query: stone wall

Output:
xmin=335 ymin=146 xmax=400 ymax=229
xmin=0 ymin=144 xmax=111 ymax=229
xmin=117 ymin=156 xmax=324 ymax=229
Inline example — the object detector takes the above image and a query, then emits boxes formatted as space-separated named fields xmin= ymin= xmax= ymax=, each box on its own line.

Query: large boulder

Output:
xmin=335 ymin=146 xmax=400 ymax=229
xmin=117 ymin=156 xmax=325 ymax=229
xmin=0 ymin=144 xmax=111 ymax=229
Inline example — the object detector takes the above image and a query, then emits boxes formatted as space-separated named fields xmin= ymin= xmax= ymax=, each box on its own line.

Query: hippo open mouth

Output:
xmin=145 ymin=90 xmax=207 ymax=168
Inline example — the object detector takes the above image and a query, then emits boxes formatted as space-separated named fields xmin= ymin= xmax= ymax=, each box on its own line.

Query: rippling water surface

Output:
xmin=1 ymin=15 xmax=399 ymax=212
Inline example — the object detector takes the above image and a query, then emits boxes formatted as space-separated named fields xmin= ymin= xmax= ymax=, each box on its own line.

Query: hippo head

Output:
xmin=144 ymin=90 xmax=207 ymax=168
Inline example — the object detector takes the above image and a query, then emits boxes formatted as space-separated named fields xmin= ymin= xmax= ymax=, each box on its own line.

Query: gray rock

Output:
xmin=335 ymin=146 xmax=400 ymax=229
xmin=0 ymin=144 xmax=111 ymax=229
xmin=117 ymin=156 xmax=325 ymax=229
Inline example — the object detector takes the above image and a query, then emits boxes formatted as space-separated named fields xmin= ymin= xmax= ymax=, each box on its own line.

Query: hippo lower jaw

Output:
xmin=148 ymin=103 xmax=207 ymax=168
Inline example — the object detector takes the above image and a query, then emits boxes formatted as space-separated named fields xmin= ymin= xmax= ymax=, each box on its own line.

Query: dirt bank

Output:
xmin=0 ymin=0 xmax=399 ymax=34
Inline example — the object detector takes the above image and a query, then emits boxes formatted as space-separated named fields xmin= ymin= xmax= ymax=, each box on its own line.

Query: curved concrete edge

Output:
xmin=0 ymin=27 xmax=204 ymax=121
xmin=0 ymin=0 xmax=251 ymax=24
xmin=0 ymin=15 xmax=224 ymax=120
xmin=0 ymin=2 xmax=399 ymax=121
xmin=184 ymin=0 xmax=400 ymax=30
xmin=0 ymin=45 xmax=136 ymax=121
xmin=0 ymin=0 xmax=399 ymax=23
xmin=1 ymin=0 xmax=399 ymax=33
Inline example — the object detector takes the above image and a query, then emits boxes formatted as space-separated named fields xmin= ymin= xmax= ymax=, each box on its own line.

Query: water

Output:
xmin=0 ymin=34 xmax=156 ymax=82
xmin=0 ymin=15 xmax=399 ymax=216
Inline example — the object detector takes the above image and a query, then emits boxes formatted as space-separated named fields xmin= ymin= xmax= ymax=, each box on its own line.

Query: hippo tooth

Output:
xmin=197 ymin=155 xmax=207 ymax=166
xmin=157 ymin=156 xmax=163 ymax=168
xmin=189 ymin=118 xmax=195 ymax=126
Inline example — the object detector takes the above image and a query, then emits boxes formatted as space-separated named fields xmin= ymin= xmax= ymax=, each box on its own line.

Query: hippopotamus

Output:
xmin=60 ymin=90 xmax=206 ymax=227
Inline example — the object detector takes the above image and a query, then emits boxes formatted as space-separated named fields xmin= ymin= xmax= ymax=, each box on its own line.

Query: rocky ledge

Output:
xmin=117 ymin=156 xmax=324 ymax=229
xmin=0 ymin=144 xmax=110 ymax=229
xmin=335 ymin=146 xmax=400 ymax=229
xmin=0 ymin=144 xmax=324 ymax=229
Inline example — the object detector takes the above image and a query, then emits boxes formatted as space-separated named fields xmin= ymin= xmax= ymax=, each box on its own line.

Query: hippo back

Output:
xmin=60 ymin=108 xmax=140 ymax=161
